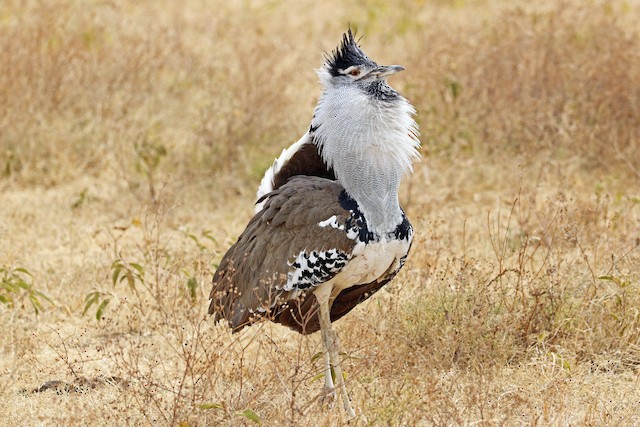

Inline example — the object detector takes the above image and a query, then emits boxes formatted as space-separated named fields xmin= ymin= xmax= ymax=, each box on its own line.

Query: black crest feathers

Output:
xmin=324 ymin=28 xmax=376 ymax=76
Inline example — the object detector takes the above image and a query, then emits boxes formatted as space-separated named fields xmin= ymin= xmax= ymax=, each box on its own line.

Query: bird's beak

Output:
xmin=371 ymin=65 xmax=405 ymax=79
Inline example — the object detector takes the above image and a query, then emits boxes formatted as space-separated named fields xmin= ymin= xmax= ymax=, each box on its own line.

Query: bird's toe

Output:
xmin=319 ymin=385 xmax=337 ymax=408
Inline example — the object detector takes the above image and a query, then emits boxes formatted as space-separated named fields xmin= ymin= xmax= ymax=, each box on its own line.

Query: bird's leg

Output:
xmin=326 ymin=328 xmax=355 ymax=418
xmin=321 ymin=342 xmax=336 ymax=406
xmin=316 ymin=285 xmax=337 ymax=404
xmin=315 ymin=285 xmax=356 ymax=418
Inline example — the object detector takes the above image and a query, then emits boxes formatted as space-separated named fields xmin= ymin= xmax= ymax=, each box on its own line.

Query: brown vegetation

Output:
xmin=1 ymin=0 xmax=639 ymax=425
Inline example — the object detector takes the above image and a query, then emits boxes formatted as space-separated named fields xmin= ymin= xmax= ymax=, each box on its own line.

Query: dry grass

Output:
xmin=1 ymin=0 xmax=640 ymax=425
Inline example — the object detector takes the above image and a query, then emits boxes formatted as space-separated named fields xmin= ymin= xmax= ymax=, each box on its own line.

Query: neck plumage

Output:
xmin=312 ymin=83 xmax=420 ymax=237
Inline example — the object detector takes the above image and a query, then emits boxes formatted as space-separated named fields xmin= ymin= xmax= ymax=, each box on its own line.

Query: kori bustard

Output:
xmin=209 ymin=29 xmax=420 ymax=418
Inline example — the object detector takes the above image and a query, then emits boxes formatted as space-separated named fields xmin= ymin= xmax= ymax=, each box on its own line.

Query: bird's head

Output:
xmin=318 ymin=28 xmax=405 ymax=101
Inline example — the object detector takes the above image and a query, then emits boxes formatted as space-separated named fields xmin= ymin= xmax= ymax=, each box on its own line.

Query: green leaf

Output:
xmin=186 ymin=277 xmax=197 ymax=301
xmin=310 ymin=351 xmax=324 ymax=363
xmin=186 ymin=234 xmax=204 ymax=250
xmin=16 ymin=278 xmax=30 ymax=290
xmin=446 ymin=77 xmax=461 ymax=100
xmin=28 ymin=293 xmax=44 ymax=315
xmin=82 ymin=292 xmax=99 ymax=316
xmin=130 ymin=263 xmax=144 ymax=275
xmin=202 ymin=230 xmax=217 ymax=243
xmin=598 ymin=275 xmax=627 ymax=287
xmin=112 ymin=265 xmax=122 ymax=286
xmin=14 ymin=267 xmax=34 ymax=278
xmin=126 ymin=273 xmax=135 ymax=289
xmin=310 ymin=373 xmax=325 ymax=383
xmin=6 ymin=281 xmax=20 ymax=292
xmin=96 ymin=299 xmax=110 ymax=320
xmin=199 ymin=402 xmax=223 ymax=410
xmin=84 ymin=291 xmax=98 ymax=303
xmin=32 ymin=289 xmax=53 ymax=305
xmin=237 ymin=409 xmax=261 ymax=425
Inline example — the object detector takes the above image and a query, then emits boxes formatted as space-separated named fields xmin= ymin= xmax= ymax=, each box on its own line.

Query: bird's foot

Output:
xmin=347 ymin=412 xmax=368 ymax=425
xmin=319 ymin=385 xmax=337 ymax=408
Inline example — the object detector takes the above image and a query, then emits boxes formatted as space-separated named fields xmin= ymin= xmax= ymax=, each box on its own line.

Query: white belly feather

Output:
xmin=330 ymin=237 xmax=410 ymax=293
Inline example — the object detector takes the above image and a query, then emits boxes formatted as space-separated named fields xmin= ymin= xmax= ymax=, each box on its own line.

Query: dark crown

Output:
xmin=325 ymin=29 xmax=376 ymax=77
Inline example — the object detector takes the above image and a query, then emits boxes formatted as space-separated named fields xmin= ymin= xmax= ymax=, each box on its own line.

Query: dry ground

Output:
xmin=1 ymin=0 xmax=640 ymax=425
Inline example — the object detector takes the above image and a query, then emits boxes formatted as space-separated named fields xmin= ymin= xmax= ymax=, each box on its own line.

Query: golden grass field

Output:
xmin=1 ymin=0 xmax=639 ymax=425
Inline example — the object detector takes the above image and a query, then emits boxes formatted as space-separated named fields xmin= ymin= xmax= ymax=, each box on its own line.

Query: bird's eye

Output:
xmin=349 ymin=69 xmax=361 ymax=77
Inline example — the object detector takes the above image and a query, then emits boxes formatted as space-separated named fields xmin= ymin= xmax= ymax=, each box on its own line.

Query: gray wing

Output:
xmin=209 ymin=176 xmax=356 ymax=331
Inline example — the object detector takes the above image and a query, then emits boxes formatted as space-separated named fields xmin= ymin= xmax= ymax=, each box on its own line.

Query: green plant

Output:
xmin=0 ymin=266 xmax=53 ymax=315
xmin=134 ymin=138 xmax=167 ymax=203
xmin=185 ymin=275 xmax=198 ymax=302
xmin=82 ymin=259 xmax=146 ymax=321
xmin=82 ymin=291 xmax=111 ymax=321
xmin=183 ymin=229 xmax=218 ymax=252
xmin=111 ymin=258 xmax=145 ymax=289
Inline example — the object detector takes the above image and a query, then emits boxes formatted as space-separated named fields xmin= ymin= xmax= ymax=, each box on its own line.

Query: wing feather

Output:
xmin=209 ymin=177 xmax=356 ymax=331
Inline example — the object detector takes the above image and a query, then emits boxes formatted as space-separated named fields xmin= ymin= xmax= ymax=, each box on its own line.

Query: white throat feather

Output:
xmin=312 ymin=68 xmax=420 ymax=236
